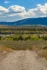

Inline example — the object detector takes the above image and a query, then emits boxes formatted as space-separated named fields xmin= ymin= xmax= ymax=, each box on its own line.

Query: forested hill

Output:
xmin=0 ymin=17 xmax=47 ymax=26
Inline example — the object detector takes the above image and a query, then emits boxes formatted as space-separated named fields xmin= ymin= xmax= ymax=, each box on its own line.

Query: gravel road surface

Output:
xmin=0 ymin=50 xmax=47 ymax=70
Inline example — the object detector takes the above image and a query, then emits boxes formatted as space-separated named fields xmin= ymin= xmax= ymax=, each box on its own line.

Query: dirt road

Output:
xmin=0 ymin=50 xmax=47 ymax=70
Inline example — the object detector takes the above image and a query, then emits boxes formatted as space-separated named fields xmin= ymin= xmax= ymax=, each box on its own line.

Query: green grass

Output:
xmin=1 ymin=34 xmax=47 ymax=41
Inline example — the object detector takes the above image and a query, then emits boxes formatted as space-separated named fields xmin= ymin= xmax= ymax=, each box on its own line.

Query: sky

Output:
xmin=0 ymin=0 xmax=47 ymax=22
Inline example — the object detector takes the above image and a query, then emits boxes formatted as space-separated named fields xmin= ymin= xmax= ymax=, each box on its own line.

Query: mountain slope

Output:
xmin=14 ymin=17 xmax=47 ymax=26
xmin=0 ymin=17 xmax=47 ymax=26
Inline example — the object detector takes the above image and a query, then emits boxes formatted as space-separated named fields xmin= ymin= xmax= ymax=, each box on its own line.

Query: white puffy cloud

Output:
xmin=8 ymin=5 xmax=25 ymax=13
xmin=0 ymin=6 xmax=9 ymax=16
xmin=29 ymin=3 xmax=47 ymax=16
xmin=8 ymin=5 xmax=36 ymax=18
xmin=0 ymin=3 xmax=47 ymax=21
xmin=8 ymin=3 xmax=47 ymax=18
xmin=37 ymin=3 xmax=47 ymax=14
xmin=17 ymin=11 xmax=36 ymax=18
xmin=0 ymin=6 xmax=9 ymax=13
xmin=8 ymin=5 xmax=30 ymax=18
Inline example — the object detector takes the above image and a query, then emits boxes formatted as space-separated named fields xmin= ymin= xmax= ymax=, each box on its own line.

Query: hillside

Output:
xmin=0 ymin=17 xmax=47 ymax=26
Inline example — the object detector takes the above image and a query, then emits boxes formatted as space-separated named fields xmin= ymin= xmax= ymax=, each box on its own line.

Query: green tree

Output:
xmin=18 ymin=35 xmax=23 ymax=40
xmin=0 ymin=36 xmax=1 ymax=40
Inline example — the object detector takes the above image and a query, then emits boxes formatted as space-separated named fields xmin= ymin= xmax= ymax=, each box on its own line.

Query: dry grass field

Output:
xmin=0 ymin=40 xmax=47 ymax=60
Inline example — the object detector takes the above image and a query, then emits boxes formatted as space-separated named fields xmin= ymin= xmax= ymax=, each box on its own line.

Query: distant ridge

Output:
xmin=0 ymin=17 xmax=47 ymax=26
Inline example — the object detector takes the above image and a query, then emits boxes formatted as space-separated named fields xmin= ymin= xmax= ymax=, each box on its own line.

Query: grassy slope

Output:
xmin=0 ymin=40 xmax=47 ymax=59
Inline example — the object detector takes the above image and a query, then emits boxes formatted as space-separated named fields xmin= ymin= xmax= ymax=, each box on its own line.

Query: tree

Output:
xmin=18 ymin=35 xmax=23 ymax=40
xmin=0 ymin=36 xmax=1 ymax=40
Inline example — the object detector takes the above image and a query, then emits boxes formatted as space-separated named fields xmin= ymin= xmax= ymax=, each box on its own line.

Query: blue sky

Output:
xmin=0 ymin=0 xmax=47 ymax=21
xmin=0 ymin=0 xmax=47 ymax=8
